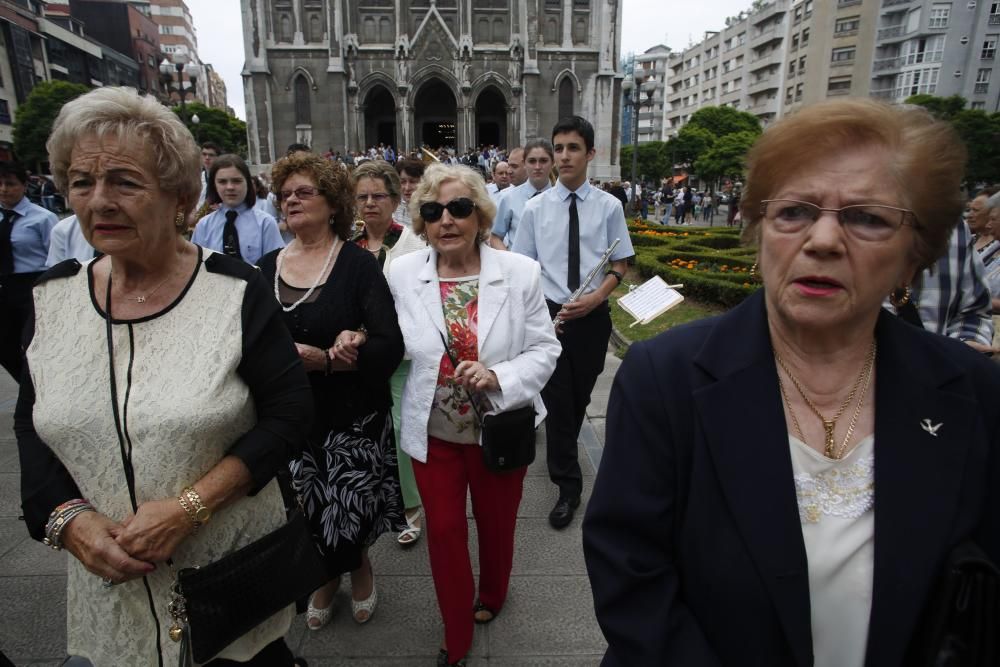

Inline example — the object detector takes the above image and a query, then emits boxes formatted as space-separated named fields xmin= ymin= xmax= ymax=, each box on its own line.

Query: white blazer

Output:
xmin=388 ymin=243 xmax=561 ymax=463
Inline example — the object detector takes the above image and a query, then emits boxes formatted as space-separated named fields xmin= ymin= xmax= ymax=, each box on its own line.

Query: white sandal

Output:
xmin=397 ymin=507 xmax=423 ymax=546
xmin=351 ymin=577 xmax=377 ymax=624
xmin=306 ymin=593 xmax=334 ymax=631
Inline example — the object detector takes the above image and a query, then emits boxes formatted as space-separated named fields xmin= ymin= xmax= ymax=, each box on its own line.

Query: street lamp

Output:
xmin=622 ymin=73 xmax=657 ymax=212
xmin=191 ymin=113 xmax=200 ymax=142
xmin=159 ymin=53 xmax=201 ymax=117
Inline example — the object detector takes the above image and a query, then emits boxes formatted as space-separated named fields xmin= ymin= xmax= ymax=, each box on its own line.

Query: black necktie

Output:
xmin=223 ymin=210 xmax=242 ymax=259
xmin=567 ymin=193 xmax=580 ymax=291
xmin=0 ymin=209 xmax=18 ymax=275
xmin=530 ymin=189 xmax=542 ymax=199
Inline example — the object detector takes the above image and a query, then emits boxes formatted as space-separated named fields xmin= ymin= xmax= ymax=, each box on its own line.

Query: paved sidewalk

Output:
xmin=0 ymin=352 xmax=622 ymax=666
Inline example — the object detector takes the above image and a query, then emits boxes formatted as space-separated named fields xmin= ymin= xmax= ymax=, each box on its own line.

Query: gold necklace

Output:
xmin=775 ymin=340 xmax=877 ymax=459
xmin=118 ymin=275 xmax=173 ymax=303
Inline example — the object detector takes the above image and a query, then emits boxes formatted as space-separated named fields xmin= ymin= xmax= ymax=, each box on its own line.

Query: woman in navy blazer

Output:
xmin=583 ymin=99 xmax=1000 ymax=666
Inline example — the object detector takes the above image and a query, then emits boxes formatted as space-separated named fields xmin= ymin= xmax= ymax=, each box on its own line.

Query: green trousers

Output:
xmin=391 ymin=360 xmax=421 ymax=509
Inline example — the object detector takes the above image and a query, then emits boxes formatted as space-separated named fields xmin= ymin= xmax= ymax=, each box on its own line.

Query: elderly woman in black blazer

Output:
xmin=583 ymin=99 xmax=1000 ymax=667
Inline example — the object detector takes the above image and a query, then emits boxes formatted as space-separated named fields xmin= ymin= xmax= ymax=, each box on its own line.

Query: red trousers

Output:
xmin=412 ymin=436 xmax=527 ymax=661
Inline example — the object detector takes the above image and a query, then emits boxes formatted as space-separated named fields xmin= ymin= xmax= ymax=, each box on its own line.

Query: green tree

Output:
xmin=13 ymin=80 xmax=90 ymax=172
xmin=905 ymin=94 xmax=967 ymax=120
xmin=669 ymin=125 xmax=715 ymax=168
xmin=620 ymin=140 xmax=673 ymax=181
xmin=685 ymin=105 xmax=762 ymax=139
xmin=172 ymin=102 xmax=248 ymax=157
xmin=694 ymin=131 xmax=758 ymax=186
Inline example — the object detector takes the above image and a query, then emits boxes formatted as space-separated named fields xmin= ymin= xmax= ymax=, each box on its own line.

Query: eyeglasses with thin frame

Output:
xmin=277 ymin=186 xmax=320 ymax=202
xmin=355 ymin=192 xmax=392 ymax=205
xmin=420 ymin=198 xmax=477 ymax=223
xmin=760 ymin=199 xmax=918 ymax=242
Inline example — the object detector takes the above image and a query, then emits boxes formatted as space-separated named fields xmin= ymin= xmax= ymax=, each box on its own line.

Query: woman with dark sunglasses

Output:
xmin=387 ymin=164 xmax=560 ymax=666
xmin=257 ymin=153 xmax=406 ymax=633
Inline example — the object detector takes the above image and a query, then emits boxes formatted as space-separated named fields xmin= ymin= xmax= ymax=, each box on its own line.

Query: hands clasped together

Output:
xmin=295 ymin=329 xmax=368 ymax=373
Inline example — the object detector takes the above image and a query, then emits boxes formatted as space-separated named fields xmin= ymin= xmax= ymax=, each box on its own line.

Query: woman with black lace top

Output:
xmin=257 ymin=153 xmax=406 ymax=633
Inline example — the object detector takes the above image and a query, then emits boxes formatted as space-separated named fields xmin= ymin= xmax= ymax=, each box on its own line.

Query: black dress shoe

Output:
xmin=437 ymin=649 xmax=467 ymax=666
xmin=548 ymin=495 xmax=581 ymax=529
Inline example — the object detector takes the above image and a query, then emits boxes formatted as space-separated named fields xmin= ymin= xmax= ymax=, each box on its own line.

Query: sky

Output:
xmin=188 ymin=0 xmax=752 ymax=121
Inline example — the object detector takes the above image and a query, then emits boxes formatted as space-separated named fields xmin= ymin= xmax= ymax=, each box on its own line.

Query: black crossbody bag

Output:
xmin=438 ymin=331 xmax=537 ymax=472
xmin=102 ymin=277 xmax=326 ymax=666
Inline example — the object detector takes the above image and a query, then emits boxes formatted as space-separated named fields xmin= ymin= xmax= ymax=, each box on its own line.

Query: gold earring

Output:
xmin=175 ymin=211 xmax=186 ymax=230
xmin=889 ymin=285 xmax=911 ymax=308
xmin=750 ymin=261 xmax=760 ymax=283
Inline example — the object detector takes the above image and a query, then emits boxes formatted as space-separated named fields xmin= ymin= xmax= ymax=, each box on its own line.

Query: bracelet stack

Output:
xmin=177 ymin=486 xmax=211 ymax=532
xmin=43 ymin=499 xmax=95 ymax=551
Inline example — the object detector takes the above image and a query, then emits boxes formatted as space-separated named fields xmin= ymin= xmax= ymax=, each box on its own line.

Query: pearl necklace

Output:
xmin=274 ymin=238 xmax=341 ymax=312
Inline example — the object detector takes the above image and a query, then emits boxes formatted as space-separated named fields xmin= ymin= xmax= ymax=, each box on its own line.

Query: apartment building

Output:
xmin=871 ymin=0 xmax=1000 ymax=111
xmin=128 ymin=0 xmax=208 ymax=104
xmin=625 ymin=44 xmax=670 ymax=143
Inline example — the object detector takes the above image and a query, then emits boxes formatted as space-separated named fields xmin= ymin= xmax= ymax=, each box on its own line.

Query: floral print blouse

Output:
xmin=428 ymin=276 xmax=491 ymax=444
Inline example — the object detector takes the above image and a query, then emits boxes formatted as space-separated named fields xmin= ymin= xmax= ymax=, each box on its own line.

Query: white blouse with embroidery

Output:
xmin=790 ymin=434 xmax=875 ymax=667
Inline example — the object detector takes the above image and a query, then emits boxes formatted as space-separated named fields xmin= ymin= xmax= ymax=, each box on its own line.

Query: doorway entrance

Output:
xmin=364 ymin=85 xmax=396 ymax=149
xmin=414 ymin=79 xmax=457 ymax=149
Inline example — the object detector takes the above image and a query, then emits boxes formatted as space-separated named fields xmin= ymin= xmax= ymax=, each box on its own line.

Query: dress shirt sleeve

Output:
xmin=606 ymin=198 xmax=635 ymax=261
xmin=190 ymin=213 xmax=210 ymax=247
xmin=355 ymin=252 xmax=405 ymax=382
xmin=582 ymin=340 xmax=722 ymax=666
xmin=232 ymin=269 xmax=313 ymax=494
xmin=510 ymin=201 xmax=538 ymax=259
xmin=259 ymin=213 xmax=286 ymax=255
xmin=485 ymin=260 xmax=560 ymax=411
xmin=492 ymin=193 xmax=513 ymax=239
xmin=44 ymin=219 xmax=69 ymax=269
xmin=15 ymin=298 xmax=84 ymax=541
xmin=946 ymin=225 xmax=994 ymax=346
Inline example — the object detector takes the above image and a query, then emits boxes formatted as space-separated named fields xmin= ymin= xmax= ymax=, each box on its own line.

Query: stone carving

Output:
xmin=509 ymin=36 xmax=523 ymax=83
xmin=457 ymin=34 xmax=473 ymax=60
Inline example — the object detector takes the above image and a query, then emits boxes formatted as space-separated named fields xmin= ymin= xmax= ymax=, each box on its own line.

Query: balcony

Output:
xmin=722 ymin=67 xmax=742 ymax=83
xmin=748 ymin=75 xmax=779 ymax=95
xmin=751 ymin=23 xmax=785 ymax=49
xmin=750 ymin=98 xmax=779 ymax=115
xmin=975 ymin=83 xmax=989 ymax=94
xmin=872 ymin=56 xmax=902 ymax=72
xmin=881 ymin=0 xmax=911 ymax=6
xmin=870 ymin=88 xmax=897 ymax=100
xmin=877 ymin=25 xmax=905 ymax=40
xmin=991 ymin=15 xmax=1000 ymax=25
xmin=750 ymin=50 xmax=784 ymax=69
xmin=751 ymin=0 xmax=790 ymax=23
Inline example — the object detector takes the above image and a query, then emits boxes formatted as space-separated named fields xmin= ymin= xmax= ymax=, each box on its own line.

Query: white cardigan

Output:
xmin=388 ymin=244 xmax=561 ymax=462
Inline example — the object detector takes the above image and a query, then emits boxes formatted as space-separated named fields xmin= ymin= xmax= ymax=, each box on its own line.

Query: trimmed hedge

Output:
xmin=628 ymin=223 xmax=760 ymax=308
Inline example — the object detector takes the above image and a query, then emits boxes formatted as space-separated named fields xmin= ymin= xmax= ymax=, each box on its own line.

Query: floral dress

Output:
xmin=427 ymin=277 xmax=493 ymax=443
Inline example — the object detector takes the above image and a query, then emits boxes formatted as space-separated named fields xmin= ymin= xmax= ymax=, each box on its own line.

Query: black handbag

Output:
xmin=907 ymin=541 xmax=1000 ymax=667
xmin=439 ymin=332 xmax=537 ymax=472
xmin=168 ymin=507 xmax=327 ymax=664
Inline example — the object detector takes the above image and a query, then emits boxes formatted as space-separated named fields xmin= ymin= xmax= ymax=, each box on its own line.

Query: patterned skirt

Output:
xmin=291 ymin=409 xmax=406 ymax=576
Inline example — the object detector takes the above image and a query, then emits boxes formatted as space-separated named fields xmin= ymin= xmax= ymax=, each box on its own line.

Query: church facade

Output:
xmin=240 ymin=0 xmax=623 ymax=178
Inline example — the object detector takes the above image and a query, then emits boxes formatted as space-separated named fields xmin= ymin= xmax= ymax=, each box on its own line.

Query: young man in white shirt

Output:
xmin=512 ymin=117 xmax=634 ymax=529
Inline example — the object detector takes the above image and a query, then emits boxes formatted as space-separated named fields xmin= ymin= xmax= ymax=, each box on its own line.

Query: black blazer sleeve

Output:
xmin=232 ymin=268 xmax=313 ymax=494
xmin=582 ymin=340 xmax=722 ymax=666
xmin=353 ymin=251 xmax=404 ymax=383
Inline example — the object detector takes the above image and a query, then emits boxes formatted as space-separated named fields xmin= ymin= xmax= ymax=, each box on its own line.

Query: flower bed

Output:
xmin=628 ymin=222 xmax=760 ymax=308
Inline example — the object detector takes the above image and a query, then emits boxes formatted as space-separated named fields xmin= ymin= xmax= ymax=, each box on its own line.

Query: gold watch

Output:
xmin=178 ymin=486 xmax=211 ymax=531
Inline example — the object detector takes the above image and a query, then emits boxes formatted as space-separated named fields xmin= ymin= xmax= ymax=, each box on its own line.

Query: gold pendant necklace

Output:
xmin=775 ymin=339 xmax=877 ymax=459
xmin=120 ymin=275 xmax=172 ymax=304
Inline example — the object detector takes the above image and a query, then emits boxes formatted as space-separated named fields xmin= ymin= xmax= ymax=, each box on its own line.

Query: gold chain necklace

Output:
xmin=118 ymin=275 xmax=172 ymax=303
xmin=775 ymin=340 xmax=877 ymax=459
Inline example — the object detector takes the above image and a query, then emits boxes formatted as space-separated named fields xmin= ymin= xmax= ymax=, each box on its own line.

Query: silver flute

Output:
xmin=553 ymin=238 xmax=621 ymax=327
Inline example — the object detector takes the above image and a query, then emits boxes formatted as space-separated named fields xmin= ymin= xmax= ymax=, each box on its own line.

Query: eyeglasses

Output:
xmin=355 ymin=193 xmax=392 ymax=204
xmin=278 ymin=186 xmax=320 ymax=202
xmin=420 ymin=198 xmax=477 ymax=223
xmin=760 ymin=199 xmax=917 ymax=242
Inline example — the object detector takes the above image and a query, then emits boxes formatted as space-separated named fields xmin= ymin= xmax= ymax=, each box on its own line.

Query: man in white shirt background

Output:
xmin=512 ymin=117 xmax=634 ymax=529
xmin=491 ymin=138 xmax=555 ymax=249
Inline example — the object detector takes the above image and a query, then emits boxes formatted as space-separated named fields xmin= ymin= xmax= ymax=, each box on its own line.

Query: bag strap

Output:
xmin=438 ymin=330 xmax=485 ymax=423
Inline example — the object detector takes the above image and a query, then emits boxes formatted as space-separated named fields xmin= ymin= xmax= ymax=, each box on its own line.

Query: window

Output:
xmin=983 ymin=35 xmax=997 ymax=59
xmin=972 ymin=101 xmax=986 ymax=109
xmin=992 ymin=2 xmax=1000 ymax=24
xmin=788 ymin=61 xmax=796 ymax=76
xmin=558 ymin=77 xmax=574 ymax=118
xmin=928 ymin=3 xmax=950 ymax=28
xmin=799 ymin=55 xmax=807 ymax=71
xmin=801 ymin=27 xmax=810 ymax=45
xmin=832 ymin=46 xmax=856 ymax=63
xmin=975 ymin=67 xmax=991 ymax=93
xmin=894 ymin=67 xmax=940 ymax=98
xmin=786 ymin=86 xmax=794 ymax=104
xmin=0 ymin=100 xmax=10 ymax=124
xmin=795 ymin=82 xmax=803 ymax=100
xmin=794 ymin=5 xmax=802 ymax=23
xmin=827 ymin=76 xmax=852 ymax=94
xmin=902 ymin=35 xmax=945 ymax=65
xmin=804 ymin=0 xmax=813 ymax=17
xmin=835 ymin=16 xmax=860 ymax=35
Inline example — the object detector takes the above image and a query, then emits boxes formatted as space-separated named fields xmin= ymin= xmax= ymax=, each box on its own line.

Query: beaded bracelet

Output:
xmin=43 ymin=499 xmax=96 ymax=551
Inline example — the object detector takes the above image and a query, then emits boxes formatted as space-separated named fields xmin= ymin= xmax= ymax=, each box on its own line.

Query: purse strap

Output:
xmin=437 ymin=330 xmax=486 ymax=423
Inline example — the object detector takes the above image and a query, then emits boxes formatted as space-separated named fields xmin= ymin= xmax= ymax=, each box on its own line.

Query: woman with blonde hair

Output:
xmin=17 ymin=86 xmax=312 ymax=665
xmin=389 ymin=163 xmax=560 ymax=666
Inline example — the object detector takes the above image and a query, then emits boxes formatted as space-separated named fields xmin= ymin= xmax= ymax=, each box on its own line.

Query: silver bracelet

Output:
xmin=43 ymin=502 xmax=96 ymax=551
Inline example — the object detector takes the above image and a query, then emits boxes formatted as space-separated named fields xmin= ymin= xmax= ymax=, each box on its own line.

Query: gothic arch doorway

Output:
xmin=364 ymin=85 xmax=396 ymax=149
xmin=414 ymin=79 xmax=456 ymax=149
xmin=474 ymin=86 xmax=507 ymax=148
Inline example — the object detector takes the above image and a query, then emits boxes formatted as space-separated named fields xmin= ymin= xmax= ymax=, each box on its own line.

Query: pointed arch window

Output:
xmin=295 ymin=74 xmax=312 ymax=125
xmin=558 ymin=77 xmax=574 ymax=118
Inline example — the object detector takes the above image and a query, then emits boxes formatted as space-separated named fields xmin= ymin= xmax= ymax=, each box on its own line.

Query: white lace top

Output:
xmin=25 ymin=253 xmax=293 ymax=665
xmin=790 ymin=434 xmax=875 ymax=667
